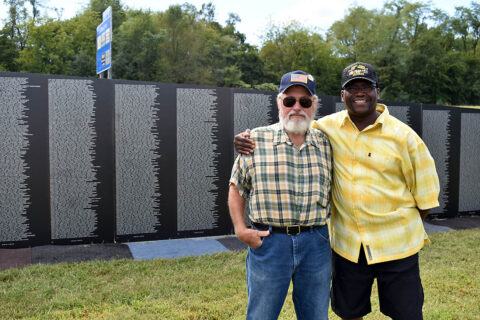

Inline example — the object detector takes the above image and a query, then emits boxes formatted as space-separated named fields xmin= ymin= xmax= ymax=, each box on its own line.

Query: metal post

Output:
xmin=107 ymin=68 xmax=112 ymax=79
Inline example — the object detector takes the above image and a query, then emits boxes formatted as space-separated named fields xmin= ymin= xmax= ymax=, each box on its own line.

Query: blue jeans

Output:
xmin=245 ymin=225 xmax=331 ymax=320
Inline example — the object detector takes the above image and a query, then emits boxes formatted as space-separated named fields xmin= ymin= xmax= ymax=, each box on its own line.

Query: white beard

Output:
xmin=279 ymin=109 xmax=313 ymax=134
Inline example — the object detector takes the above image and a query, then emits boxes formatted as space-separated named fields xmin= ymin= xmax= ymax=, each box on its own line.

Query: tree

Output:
xmin=88 ymin=0 xmax=126 ymax=29
xmin=17 ymin=18 xmax=74 ymax=74
xmin=452 ymin=3 xmax=480 ymax=54
xmin=234 ymin=44 xmax=265 ymax=86
xmin=3 ymin=0 xmax=29 ymax=50
xmin=113 ymin=10 xmax=165 ymax=81
xmin=327 ymin=6 xmax=377 ymax=62
xmin=0 ymin=27 xmax=19 ymax=71
xmin=2 ymin=0 xmax=479 ymax=105
xmin=216 ymin=12 xmax=266 ymax=87
xmin=63 ymin=9 xmax=100 ymax=77
xmin=375 ymin=0 xmax=431 ymax=100
xmin=260 ymin=22 xmax=343 ymax=95
xmin=451 ymin=7 xmax=471 ymax=51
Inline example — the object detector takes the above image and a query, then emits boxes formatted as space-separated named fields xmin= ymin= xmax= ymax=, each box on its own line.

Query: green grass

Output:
xmin=1 ymin=229 xmax=479 ymax=320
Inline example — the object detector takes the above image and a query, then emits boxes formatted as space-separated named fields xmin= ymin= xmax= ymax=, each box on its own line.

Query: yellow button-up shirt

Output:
xmin=313 ymin=104 xmax=440 ymax=264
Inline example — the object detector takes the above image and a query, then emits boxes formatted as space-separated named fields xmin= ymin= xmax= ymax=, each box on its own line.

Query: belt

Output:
xmin=252 ymin=222 xmax=314 ymax=236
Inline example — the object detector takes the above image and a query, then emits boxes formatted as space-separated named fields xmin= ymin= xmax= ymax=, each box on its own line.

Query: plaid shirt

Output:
xmin=230 ymin=122 xmax=332 ymax=226
xmin=313 ymin=104 xmax=440 ymax=264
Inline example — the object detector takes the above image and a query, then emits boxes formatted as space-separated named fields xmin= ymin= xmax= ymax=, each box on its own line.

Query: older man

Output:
xmin=229 ymin=70 xmax=332 ymax=320
xmin=235 ymin=63 xmax=440 ymax=320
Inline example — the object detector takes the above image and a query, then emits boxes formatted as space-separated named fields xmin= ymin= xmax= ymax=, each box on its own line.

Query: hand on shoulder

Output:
xmin=234 ymin=129 xmax=256 ymax=154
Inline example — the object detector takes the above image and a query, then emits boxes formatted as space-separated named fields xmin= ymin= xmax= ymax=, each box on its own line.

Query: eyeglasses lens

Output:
xmin=282 ymin=96 xmax=313 ymax=108
xmin=345 ymin=86 xmax=375 ymax=94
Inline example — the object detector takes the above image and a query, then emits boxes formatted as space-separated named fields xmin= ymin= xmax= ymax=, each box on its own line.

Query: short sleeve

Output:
xmin=229 ymin=154 xmax=252 ymax=198
xmin=408 ymin=134 xmax=440 ymax=210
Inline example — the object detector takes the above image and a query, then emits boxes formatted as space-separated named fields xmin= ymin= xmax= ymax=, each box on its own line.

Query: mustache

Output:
xmin=287 ymin=109 xmax=308 ymax=118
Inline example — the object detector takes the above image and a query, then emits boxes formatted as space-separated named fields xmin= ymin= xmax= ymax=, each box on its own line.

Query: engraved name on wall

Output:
xmin=48 ymin=79 xmax=99 ymax=239
xmin=0 ymin=77 xmax=32 ymax=241
xmin=234 ymin=93 xmax=276 ymax=135
xmin=459 ymin=113 xmax=480 ymax=212
xmin=115 ymin=84 xmax=161 ymax=235
xmin=387 ymin=105 xmax=409 ymax=126
xmin=233 ymin=92 xmax=276 ymax=223
xmin=422 ymin=110 xmax=451 ymax=214
xmin=3 ymin=70 xmax=480 ymax=247
xmin=177 ymin=88 xmax=220 ymax=231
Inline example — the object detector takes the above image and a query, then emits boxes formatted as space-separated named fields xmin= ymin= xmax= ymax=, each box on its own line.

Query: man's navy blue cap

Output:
xmin=279 ymin=70 xmax=316 ymax=96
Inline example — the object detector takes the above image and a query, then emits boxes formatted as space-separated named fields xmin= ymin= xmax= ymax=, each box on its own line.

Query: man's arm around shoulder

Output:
xmin=234 ymin=119 xmax=328 ymax=154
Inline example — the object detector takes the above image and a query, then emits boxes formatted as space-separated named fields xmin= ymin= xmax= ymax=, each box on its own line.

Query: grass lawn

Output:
xmin=0 ymin=229 xmax=478 ymax=320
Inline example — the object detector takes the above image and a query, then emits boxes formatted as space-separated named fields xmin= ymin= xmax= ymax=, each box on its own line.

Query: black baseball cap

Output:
xmin=341 ymin=62 xmax=378 ymax=88
xmin=279 ymin=70 xmax=316 ymax=95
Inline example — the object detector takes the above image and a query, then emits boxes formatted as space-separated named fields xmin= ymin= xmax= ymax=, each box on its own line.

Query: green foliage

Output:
xmin=253 ymin=82 xmax=278 ymax=91
xmin=234 ymin=45 xmax=265 ymax=86
xmin=451 ymin=3 xmax=480 ymax=54
xmin=110 ymin=3 xmax=268 ymax=87
xmin=260 ymin=22 xmax=343 ymax=95
xmin=63 ymin=9 xmax=100 ymax=77
xmin=15 ymin=9 xmax=99 ymax=76
xmin=89 ymin=0 xmax=126 ymax=30
xmin=327 ymin=0 xmax=480 ymax=105
xmin=114 ymin=10 xmax=165 ymax=81
xmin=17 ymin=18 xmax=73 ymax=74
xmin=327 ymin=6 xmax=378 ymax=62
xmin=0 ymin=27 xmax=19 ymax=71
xmin=2 ymin=0 xmax=480 ymax=105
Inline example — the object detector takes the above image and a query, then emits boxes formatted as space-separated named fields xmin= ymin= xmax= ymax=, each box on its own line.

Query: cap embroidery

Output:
xmin=290 ymin=74 xmax=308 ymax=83
xmin=348 ymin=64 xmax=369 ymax=77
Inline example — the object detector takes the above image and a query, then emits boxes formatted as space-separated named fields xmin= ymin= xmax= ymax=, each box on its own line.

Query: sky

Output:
xmin=0 ymin=0 xmax=475 ymax=46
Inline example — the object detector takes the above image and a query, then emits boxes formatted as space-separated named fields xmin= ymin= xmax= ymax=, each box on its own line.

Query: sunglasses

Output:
xmin=280 ymin=96 xmax=313 ymax=108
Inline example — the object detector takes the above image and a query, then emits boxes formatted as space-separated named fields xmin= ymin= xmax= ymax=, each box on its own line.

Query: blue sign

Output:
xmin=102 ymin=6 xmax=112 ymax=21
xmin=96 ymin=7 xmax=112 ymax=74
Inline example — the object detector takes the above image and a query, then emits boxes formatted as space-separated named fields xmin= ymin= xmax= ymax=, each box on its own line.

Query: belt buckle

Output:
xmin=286 ymin=225 xmax=300 ymax=236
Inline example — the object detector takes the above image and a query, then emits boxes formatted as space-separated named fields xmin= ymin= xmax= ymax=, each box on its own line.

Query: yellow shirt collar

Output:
xmin=340 ymin=104 xmax=389 ymax=132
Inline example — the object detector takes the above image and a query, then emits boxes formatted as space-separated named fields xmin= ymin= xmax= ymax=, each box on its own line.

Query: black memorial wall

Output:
xmin=0 ymin=72 xmax=478 ymax=248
